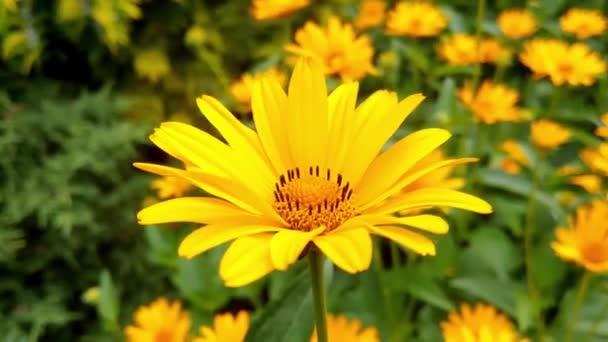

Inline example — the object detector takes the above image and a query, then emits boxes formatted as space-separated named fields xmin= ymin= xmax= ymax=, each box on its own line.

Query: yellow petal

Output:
xmin=270 ymin=227 xmax=325 ymax=270
xmin=355 ymin=128 xmax=451 ymax=207
xmin=367 ymin=225 xmax=436 ymax=255
xmin=287 ymin=57 xmax=328 ymax=168
xmin=356 ymin=214 xmax=449 ymax=234
xmin=312 ymin=227 xmax=372 ymax=273
xmin=178 ymin=224 xmax=283 ymax=259
xmin=326 ymin=82 xmax=359 ymax=174
xmin=220 ymin=233 xmax=275 ymax=287
xmin=367 ymin=188 xmax=493 ymax=215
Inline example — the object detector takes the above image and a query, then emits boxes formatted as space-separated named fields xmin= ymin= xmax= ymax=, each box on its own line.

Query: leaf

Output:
xmin=98 ymin=270 xmax=119 ymax=331
xmin=460 ymin=226 xmax=523 ymax=280
xmin=450 ymin=275 xmax=522 ymax=316
xmin=245 ymin=265 xmax=314 ymax=342
xmin=386 ymin=264 xmax=454 ymax=311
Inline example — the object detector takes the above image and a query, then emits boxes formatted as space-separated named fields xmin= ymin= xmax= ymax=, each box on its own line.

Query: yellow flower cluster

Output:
xmin=385 ymin=1 xmax=448 ymax=37
xmin=457 ymin=81 xmax=523 ymax=124
xmin=437 ymin=34 xmax=511 ymax=65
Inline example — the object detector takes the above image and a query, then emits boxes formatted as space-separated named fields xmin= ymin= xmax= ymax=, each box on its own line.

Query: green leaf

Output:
xmin=460 ymin=226 xmax=523 ymax=280
xmin=450 ymin=275 xmax=522 ymax=316
xmin=98 ymin=270 xmax=119 ymax=331
xmin=245 ymin=266 xmax=314 ymax=342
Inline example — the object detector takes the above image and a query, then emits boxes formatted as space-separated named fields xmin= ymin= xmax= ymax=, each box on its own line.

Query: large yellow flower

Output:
xmin=497 ymin=8 xmax=537 ymax=39
xmin=560 ymin=8 xmax=607 ymax=40
xmin=124 ymin=298 xmax=191 ymax=342
xmin=135 ymin=58 xmax=492 ymax=287
xmin=385 ymin=1 xmax=448 ymax=37
xmin=193 ymin=311 xmax=249 ymax=342
xmin=436 ymin=34 xmax=510 ymax=65
xmin=285 ymin=17 xmax=377 ymax=81
xmin=551 ymin=200 xmax=608 ymax=272
xmin=250 ymin=0 xmax=309 ymax=21
xmin=354 ymin=0 xmax=386 ymax=30
xmin=530 ymin=119 xmax=571 ymax=150
xmin=230 ymin=67 xmax=287 ymax=112
xmin=457 ymin=81 xmax=522 ymax=124
xmin=402 ymin=149 xmax=464 ymax=192
xmin=310 ymin=314 xmax=379 ymax=342
xmin=441 ymin=303 xmax=530 ymax=342
xmin=519 ymin=39 xmax=606 ymax=86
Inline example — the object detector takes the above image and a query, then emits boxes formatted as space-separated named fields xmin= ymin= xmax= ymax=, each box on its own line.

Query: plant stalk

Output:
xmin=566 ymin=271 xmax=592 ymax=342
xmin=309 ymin=250 xmax=328 ymax=342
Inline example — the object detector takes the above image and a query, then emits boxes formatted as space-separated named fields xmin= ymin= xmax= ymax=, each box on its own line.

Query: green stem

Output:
xmin=548 ymin=86 xmax=562 ymax=117
xmin=309 ymin=250 xmax=328 ymax=342
xmin=471 ymin=0 xmax=486 ymax=91
xmin=566 ymin=272 xmax=592 ymax=342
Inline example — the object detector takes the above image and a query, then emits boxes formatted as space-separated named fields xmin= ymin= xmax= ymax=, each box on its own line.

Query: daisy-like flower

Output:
xmin=560 ymin=8 xmax=607 ymax=40
xmin=519 ymin=39 xmax=606 ymax=86
xmin=436 ymin=34 xmax=510 ymax=65
xmin=499 ymin=140 xmax=529 ymax=174
xmin=124 ymin=298 xmax=191 ymax=342
xmin=133 ymin=49 xmax=171 ymax=83
xmin=134 ymin=58 xmax=492 ymax=287
xmin=250 ymin=0 xmax=309 ymax=21
xmin=530 ymin=119 xmax=571 ymax=150
xmin=594 ymin=112 xmax=608 ymax=138
xmin=457 ymin=81 xmax=522 ymax=124
xmin=285 ymin=16 xmax=377 ymax=80
xmin=151 ymin=176 xmax=194 ymax=199
xmin=569 ymin=174 xmax=602 ymax=193
xmin=354 ymin=0 xmax=386 ymax=30
xmin=230 ymin=67 xmax=287 ymax=112
xmin=580 ymin=143 xmax=608 ymax=177
xmin=497 ymin=8 xmax=537 ymax=39
xmin=551 ymin=200 xmax=608 ymax=272
xmin=441 ymin=303 xmax=530 ymax=342
xmin=193 ymin=311 xmax=249 ymax=342
xmin=310 ymin=314 xmax=379 ymax=342
xmin=385 ymin=1 xmax=448 ymax=37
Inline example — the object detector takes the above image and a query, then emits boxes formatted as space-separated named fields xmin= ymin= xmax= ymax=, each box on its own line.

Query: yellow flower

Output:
xmin=497 ymin=8 xmax=537 ymax=39
xmin=124 ymin=298 xmax=191 ymax=342
xmin=560 ymin=8 xmax=607 ymax=40
xmin=135 ymin=58 xmax=492 ymax=287
xmin=500 ymin=140 xmax=529 ymax=166
xmin=402 ymin=150 xmax=465 ymax=192
xmin=530 ymin=119 xmax=571 ymax=150
xmin=251 ymin=0 xmax=309 ymax=20
xmin=91 ymin=0 xmax=141 ymax=51
xmin=500 ymin=158 xmax=521 ymax=174
xmin=594 ymin=112 xmax=608 ymax=138
xmin=457 ymin=81 xmax=522 ymax=124
xmin=1 ymin=0 xmax=16 ymax=12
xmin=57 ymin=0 xmax=84 ymax=21
xmin=151 ymin=176 xmax=194 ymax=199
xmin=580 ymin=143 xmax=608 ymax=177
xmin=185 ymin=25 xmax=207 ymax=47
xmin=441 ymin=303 xmax=530 ymax=342
xmin=285 ymin=16 xmax=377 ymax=81
xmin=436 ymin=34 xmax=510 ymax=65
xmin=134 ymin=49 xmax=171 ymax=83
xmin=311 ymin=314 xmax=379 ymax=342
xmin=570 ymin=174 xmax=602 ymax=193
xmin=385 ymin=1 xmax=447 ymax=37
xmin=354 ymin=0 xmax=386 ymax=30
xmin=551 ymin=200 xmax=608 ymax=272
xmin=519 ymin=39 xmax=606 ymax=86
xmin=193 ymin=311 xmax=249 ymax=342
xmin=230 ymin=67 xmax=287 ymax=112
xmin=558 ymin=164 xmax=582 ymax=176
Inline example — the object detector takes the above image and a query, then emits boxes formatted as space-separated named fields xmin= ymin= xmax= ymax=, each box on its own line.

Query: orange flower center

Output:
xmin=155 ymin=330 xmax=173 ymax=342
xmin=558 ymin=62 xmax=574 ymax=76
xmin=582 ymin=242 xmax=608 ymax=263
xmin=273 ymin=166 xmax=355 ymax=231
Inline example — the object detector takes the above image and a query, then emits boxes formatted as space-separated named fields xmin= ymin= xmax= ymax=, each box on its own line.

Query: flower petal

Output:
xmin=326 ymin=82 xmax=359 ymax=173
xmin=220 ymin=233 xmax=275 ymax=287
xmin=367 ymin=225 xmax=436 ymax=255
xmin=367 ymin=188 xmax=493 ymax=215
xmin=312 ymin=227 xmax=372 ymax=273
xmin=270 ymin=227 xmax=325 ymax=270
xmin=356 ymin=214 xmax=449 ymax=234
xmin=178 ymin=224 xmax=283 ymax=259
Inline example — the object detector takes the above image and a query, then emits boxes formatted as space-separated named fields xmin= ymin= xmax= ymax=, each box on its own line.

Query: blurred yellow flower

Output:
xmin=354 ymin=0 xmax=386 ymax=30
xmin=519 ymin=39 xmax=606 ymax=86
xmin=530 ymin=119 xmax=571 ymax=150
xmin=185 ymin=25 xmax=207 ymax=47
xmin=230 ymin=67 xmax=287 ymax=112
xmin=124 ymin=297 xmax=191 ymax=342
xmin=92 ymin=0 xmax=141 ymax=51
xmin=560 ymin=8 xmax=607 ymax=40
xmin=457 ymin=81 xmax=522 ymax=124
xmin=402 ymin=150 xmax=465 ymax=192
xmin=135 ymin=58 xmax=491 ymax=287
xmin=286 ymin=16 xmax=377 ymax=80
xmin=441 ymin=303 xmax=530 ymax=342
xmin=151 ymin=176 xmax=194 ymax=199
xmin=2 ymin=31 xmax=26 ymax=59
xmin=570 ymin=174 xmax=602 ymax=193
xmin=580 ymin=143 xmax=608 ymax=177
xmin=81 ymin=287 xmax=100 ymax=305
xmin=311 ymin=314 xmax=379 ymax=342
xmin=501 ymin=159 xmax=521 ymax=174
xmin=57 ymin=0 xmax=84 ymax=21
xmin=436 ymin=34 xmax=510 ymax=65
xmin=497 ymin=8 xmax=537 ymax=39
xmin=251 ymin=0 xmax=309 ymax=20
xmin=551 ymin=200 xmax=608 ymax=272
xmin=193 ymin=311 xmax=249 ymax=342
xmin=558 ymin=164 xmax=582 ymax=176
xmin=500 ymin=140 xmax=529 ymax=167
xmin=385 ymin=1 xmax=448 ymax=37
xmin=134 ymin=49 xmax=171 ymax=83
xmin=1 ymin=0 xmax=16 ymax=12
xmin=594 ymin=112 xmax=608 ymax=138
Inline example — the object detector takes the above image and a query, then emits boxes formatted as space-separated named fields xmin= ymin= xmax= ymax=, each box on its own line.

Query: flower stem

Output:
xmin=566 ymin=271 xmax=592 ymax=342
xmin=548 ymin=86 xmax=562 ymax=117
xmin=471 ymin=0 xmax=486 ymax=91
xmin=309 ymin=250 xmax=328 ymax=342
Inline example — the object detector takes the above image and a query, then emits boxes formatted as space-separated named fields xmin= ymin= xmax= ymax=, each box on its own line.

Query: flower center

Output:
xmin=155 ymin=330 xmax=173 ymax=342
xmin=581 ymin=242 xmax=608 ymax=263
xmin=558 ymin=62 xmax=573 ymax=76
xmin=273 ymin=166 xmax=355 ymax=232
